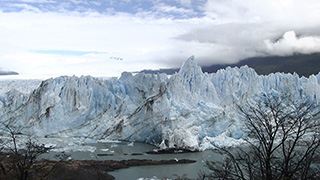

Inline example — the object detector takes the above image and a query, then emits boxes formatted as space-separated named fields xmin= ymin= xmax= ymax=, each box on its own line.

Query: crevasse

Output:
xmin=0 ymin=56 xmax=320 ymax=151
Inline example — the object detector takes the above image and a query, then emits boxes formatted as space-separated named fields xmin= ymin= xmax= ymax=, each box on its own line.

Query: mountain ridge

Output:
xmin=140 ymin=53 xmax=320 ymax=77
xmin=0 ymin=70 xmax=19 ymax=76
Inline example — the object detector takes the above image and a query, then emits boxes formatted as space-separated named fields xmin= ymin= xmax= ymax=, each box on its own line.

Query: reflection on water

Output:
xmin=44 ymin=141 xmax=221 ymax=179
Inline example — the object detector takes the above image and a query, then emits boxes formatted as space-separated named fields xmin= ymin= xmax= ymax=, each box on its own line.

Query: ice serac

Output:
xmin=1 ymin=56 xmax=320 ymax=151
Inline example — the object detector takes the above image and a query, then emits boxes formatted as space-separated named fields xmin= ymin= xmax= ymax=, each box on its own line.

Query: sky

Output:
xmin=0 ymin=0 xmax=320 ymax=79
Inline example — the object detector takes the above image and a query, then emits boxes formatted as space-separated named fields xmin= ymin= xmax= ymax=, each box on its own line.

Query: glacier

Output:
xmin=1 ymin=56 xmax=320 ymax=151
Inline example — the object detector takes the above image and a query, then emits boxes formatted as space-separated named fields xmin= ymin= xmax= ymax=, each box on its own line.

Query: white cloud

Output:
xmin=154 ymin=3 xmax=195 ymax=15
xmin=8 ymin=3 xmax=41 ymax=12
xmin=1 ymin=0 xmax=320 ymax=78
xmin=173 ymin=0 xmax=320 ymax=64
xmin=264 ymin=31 xmax=320 ymax=56
xmin=0 ymin=10 xmax=200 ymax=78
xmin=6 ymin=0 xmax=55 ymax=3
xmin=202 ymin=0 xmax=320 ymax=24
xmin=172 ymin=0 xmax=192 ymax=7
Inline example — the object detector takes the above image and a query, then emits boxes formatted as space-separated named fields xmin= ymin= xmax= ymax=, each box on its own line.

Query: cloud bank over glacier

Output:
xmin=264 ymin=31 xmax=320 ymax=56
xmin=0 ymin=0 xmax=320 ymax=78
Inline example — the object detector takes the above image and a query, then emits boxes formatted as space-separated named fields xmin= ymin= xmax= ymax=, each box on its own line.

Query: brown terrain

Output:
xmin=0 ymin=152 xmax=196 ymax=180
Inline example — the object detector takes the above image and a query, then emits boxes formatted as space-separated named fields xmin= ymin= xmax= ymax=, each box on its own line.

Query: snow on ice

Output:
xmin=1 ymin=56 xmax=320 ymax=151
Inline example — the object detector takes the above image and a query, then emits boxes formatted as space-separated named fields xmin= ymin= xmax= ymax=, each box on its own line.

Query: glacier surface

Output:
xmin=1 ymin=56 xmax=320 ymax=151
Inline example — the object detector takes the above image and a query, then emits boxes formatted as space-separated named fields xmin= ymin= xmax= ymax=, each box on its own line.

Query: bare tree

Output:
xmin=206 ymin=92 xmax=320 ymax=180
xmin=0 ymin=122 xmax=55 ymax=180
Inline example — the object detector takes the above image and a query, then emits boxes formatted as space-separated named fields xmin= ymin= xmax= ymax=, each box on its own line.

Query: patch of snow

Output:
xmin=98 ymin=139 xmax=121 ymax=143
xmin=51 ymin=145 xmax=96 ymax=152
xmin=84 ymin=139 xmax=97 ymax=144
xmin=199 ymin=133 xmax=246 ymax=151
xmin=0 ymin=79 xmax=41 ymax=96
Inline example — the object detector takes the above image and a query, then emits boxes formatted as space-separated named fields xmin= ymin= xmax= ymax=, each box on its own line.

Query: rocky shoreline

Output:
xmin=0 ymin=151 xmax=196 ymax=180
xmin=53 ymin=159 xmax=196 ymax=180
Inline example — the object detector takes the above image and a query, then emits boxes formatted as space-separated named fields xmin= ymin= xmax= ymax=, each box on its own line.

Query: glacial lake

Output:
xmin=42 ymin=139 xmax=221 ymax=179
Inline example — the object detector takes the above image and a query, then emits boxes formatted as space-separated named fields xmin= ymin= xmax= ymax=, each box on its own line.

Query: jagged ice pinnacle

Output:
xmin=1 ymin=56 xmax=320 ymax=150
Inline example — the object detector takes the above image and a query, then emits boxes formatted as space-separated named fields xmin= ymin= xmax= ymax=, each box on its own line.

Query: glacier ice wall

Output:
xmin=1 ymin=56 xmax=320 ymax=150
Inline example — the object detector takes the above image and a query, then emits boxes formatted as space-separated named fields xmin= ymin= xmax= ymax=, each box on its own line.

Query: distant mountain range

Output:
xmin=0 ymin=70 xmax=19 ymax=76
xmin=140 ymin=53 xmax=320 ymax=77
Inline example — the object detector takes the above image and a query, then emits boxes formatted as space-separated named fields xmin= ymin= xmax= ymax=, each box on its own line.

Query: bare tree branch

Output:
xmin=206 ymin=92 xmax=320 ymax=180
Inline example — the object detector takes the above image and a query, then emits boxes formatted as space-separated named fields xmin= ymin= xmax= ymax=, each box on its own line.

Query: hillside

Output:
xmin=0 ymin=70 xmax=19 ymax=76
xmin=206 ymin=53 xmax=320 ymax=77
